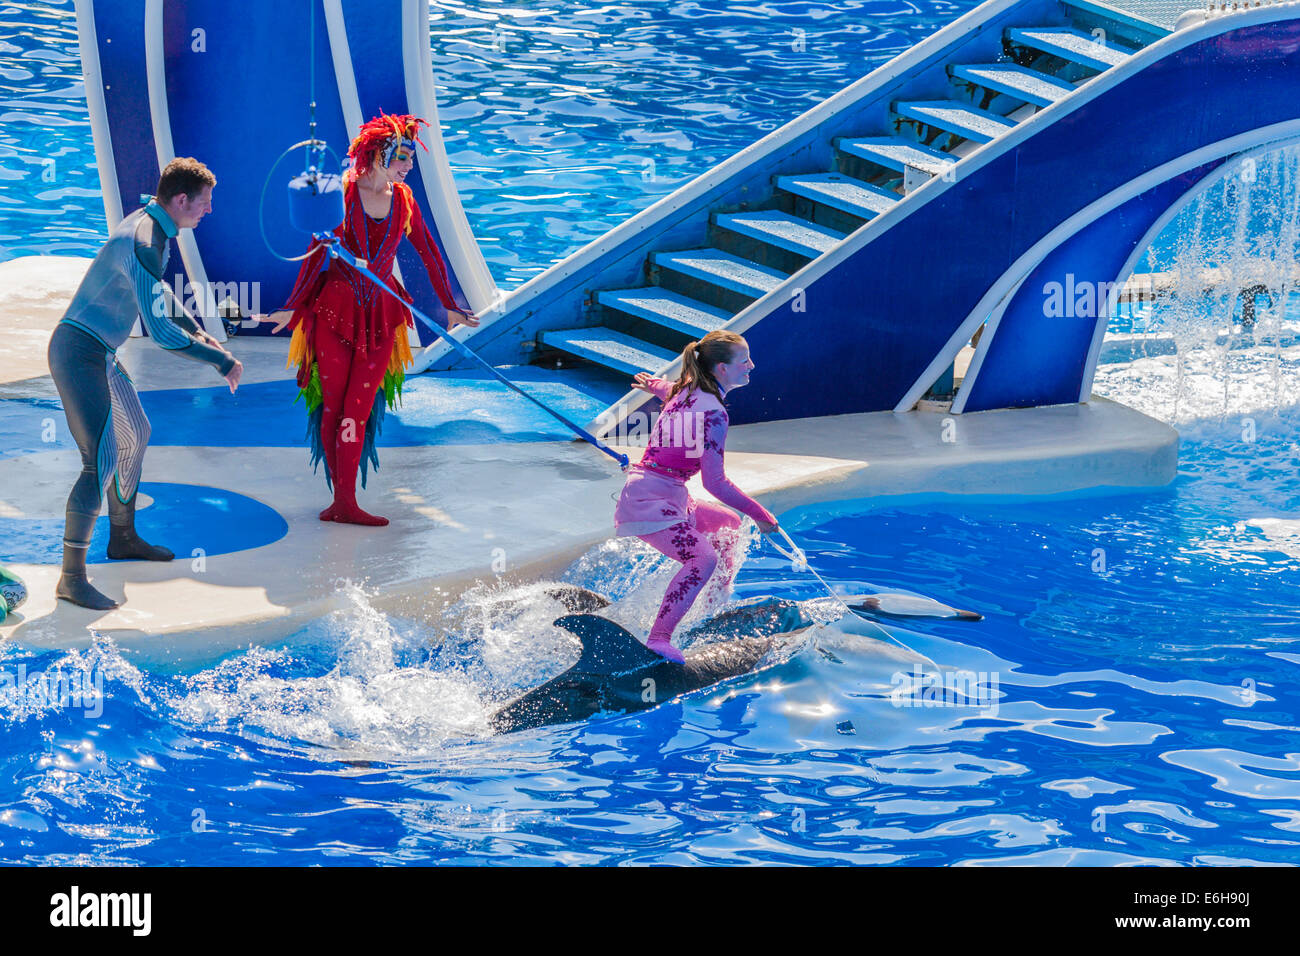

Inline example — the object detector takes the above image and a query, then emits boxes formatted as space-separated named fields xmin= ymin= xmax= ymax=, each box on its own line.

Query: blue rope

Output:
xmin=317 ymin=234 xmax=630 ymax=470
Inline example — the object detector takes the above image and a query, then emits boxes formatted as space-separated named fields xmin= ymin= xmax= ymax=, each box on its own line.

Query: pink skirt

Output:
xmin=613 ymin=467 xmax=696 ymax=537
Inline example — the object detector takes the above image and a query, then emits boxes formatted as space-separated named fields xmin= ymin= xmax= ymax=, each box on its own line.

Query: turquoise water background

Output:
xmin=0 ymin=0 xmax=981 ymax=283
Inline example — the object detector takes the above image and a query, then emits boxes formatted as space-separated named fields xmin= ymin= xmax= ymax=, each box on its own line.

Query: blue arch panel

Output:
xmin=340 ymin=0 xmax=472 ymax=345
xmin=161 ymin=0 xmax=353 ymax=315
xmin=92 ymin=0 xmax=157 ymax=215
xmin=961 ymin=158 xmax=1226 ymax=412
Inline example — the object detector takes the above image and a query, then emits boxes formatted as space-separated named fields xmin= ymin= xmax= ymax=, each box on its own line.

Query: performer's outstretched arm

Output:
xmin=699 ymin=407 xmax=777 ymax=527
xmin=631 ymin=373 xmax=673 ymax=401
xmin=403 ymin=191 xmax=472 ymax=323
xmin=129 ymin=217 xmax=235 ymax=374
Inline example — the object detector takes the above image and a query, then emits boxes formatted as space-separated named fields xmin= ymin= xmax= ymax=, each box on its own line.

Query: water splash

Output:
xmin=1097 ymin=147 xmax=1300 ymax=423
xmin=0 ymin=631 xmax=146 ymax=726
xmin=158 ymin=529 xmax=759 ymax=760
xmin=165 ymin=584 xmax=498 ymax=758
xmin=558 ymin=520 xmax=761 ymax=641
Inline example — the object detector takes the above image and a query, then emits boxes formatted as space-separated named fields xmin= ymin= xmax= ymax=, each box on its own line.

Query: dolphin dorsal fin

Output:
xmin=554 ymin=614 xmax=665 ymax=675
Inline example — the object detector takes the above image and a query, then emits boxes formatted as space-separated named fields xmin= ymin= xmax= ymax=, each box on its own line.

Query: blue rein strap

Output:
xmin=317 ymin=234 xmax=631 ymax=470
xmin=766 ymin=526 xmax=915 ymax=651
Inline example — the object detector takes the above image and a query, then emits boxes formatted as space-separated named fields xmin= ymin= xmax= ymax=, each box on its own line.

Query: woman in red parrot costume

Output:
xmin=264 ymin=113 xmax=479 ymax=525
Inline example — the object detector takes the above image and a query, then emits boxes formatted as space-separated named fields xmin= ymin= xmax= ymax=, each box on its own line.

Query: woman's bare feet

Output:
xmin=646 ymin=636 xmax=685 ymax=663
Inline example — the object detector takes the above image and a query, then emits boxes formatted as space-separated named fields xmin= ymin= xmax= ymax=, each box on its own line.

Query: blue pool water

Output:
xmin=4 ymin=0 xmax=1292 ymax=282
xmin=0 ymin=0 xmax=984 ymax=283
xmin=4 ymin=1 xmax=1300 ymax=865
xmin=3 ymin=406 xmax=1300 ymax=865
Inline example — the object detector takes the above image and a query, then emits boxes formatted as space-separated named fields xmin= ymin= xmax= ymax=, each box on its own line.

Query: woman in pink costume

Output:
xmin=614 ymin=330 xmax=779 ymax=662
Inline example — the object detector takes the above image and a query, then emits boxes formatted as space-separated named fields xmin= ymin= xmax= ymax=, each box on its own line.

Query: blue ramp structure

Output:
xmin=406 ymin=0 xmax=1300 ymax=429
xmin=74 ymin=0 xmax=497 ymax=344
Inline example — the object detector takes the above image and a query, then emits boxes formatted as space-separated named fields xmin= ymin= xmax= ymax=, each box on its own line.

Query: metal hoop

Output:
xmin=258 ymin=138 xmax=345 ymax=262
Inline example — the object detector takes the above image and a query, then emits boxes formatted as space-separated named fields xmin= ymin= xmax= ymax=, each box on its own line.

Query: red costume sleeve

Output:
xmin=402 ymin=187 xmax=462 ymax=319
xmin=281 ymin=225 xmax=342 ymax=314
xmin=699 ymin=408 xmax=777 ymax=525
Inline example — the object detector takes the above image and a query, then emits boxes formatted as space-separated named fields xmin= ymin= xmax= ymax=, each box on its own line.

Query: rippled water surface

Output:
xmin=3 ymin=412 xmax=1300 ymax=865
xmin=0 ymin=0 xmax=981 ymax=281
xmin=427 ymin=0 xmax=983 ymax=285
xmin=2 ymin=1 xmax=1300 ymax=866
xmin=0 ymin=0 xmax=101 ymax=259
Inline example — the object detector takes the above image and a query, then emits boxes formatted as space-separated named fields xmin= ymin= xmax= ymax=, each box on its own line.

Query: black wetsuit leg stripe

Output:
xmin=95 ymin=368 xmax=116 ymax=504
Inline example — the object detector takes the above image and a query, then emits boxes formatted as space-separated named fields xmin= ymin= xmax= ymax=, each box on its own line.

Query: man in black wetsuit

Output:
xmin=47 ymin=157 xmax=242 ymax=610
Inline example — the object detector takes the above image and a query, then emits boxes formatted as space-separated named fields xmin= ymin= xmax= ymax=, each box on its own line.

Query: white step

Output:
xmin=652 ymin=248 xmax=788 ymax=299
xmin=950 ymin=63 xmax=1075 ymax=107
xmin=775 ymin=172 xmax=899 ymax=220
xmin=714 ymin=210 xmax=847 ymax=258
xmin=835 ymin=136 xmax=958 ymax=177
xmin=539 ymin=327 xmax=677 ymax=376
xmin=597 ymin=288 xmax=732 ymax=338
xmin=893 ymin=100 xmax=1017 ymax=144
xmin=1006 ymin=26 xmax=1131 ymax=71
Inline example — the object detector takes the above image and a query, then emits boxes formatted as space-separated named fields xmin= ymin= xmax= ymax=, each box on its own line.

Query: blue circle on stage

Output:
xmin=0 ymin=482 xmax=288 ymax=564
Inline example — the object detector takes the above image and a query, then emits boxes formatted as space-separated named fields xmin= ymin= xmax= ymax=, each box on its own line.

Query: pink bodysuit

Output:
xmin=614 ymin=378 xmax=776 ymax=653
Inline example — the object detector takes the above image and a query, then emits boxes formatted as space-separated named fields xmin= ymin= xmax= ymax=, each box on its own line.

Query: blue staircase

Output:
xmin=425 ymin=0 xmax=1300 ymax=429
xmin=519 ymin=0 xmax=1151 ymax=391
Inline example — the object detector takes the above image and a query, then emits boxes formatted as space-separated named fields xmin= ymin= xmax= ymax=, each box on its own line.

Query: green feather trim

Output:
xmin=382 ymin=365 xmax=405 ymax=410
xmin=294 ymin=362 xmax=324 ymax=413
xmin=294 ymin=361 xmax=400 ymax=412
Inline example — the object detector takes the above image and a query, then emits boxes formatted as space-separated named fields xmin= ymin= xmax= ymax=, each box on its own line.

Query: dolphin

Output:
xmin=487 ymin=581 xmax=981 ymax=733
xmin=490 ymin=596 xmax=817 ymax=734
xmin=545 ymin=582 xmax=980 ymax=624
xmin=544 ymin=581 xmax=980 ymax=624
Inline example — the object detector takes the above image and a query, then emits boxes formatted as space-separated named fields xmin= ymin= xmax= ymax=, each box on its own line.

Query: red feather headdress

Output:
xmin=348 ymin=113 xmax=430 ymax=177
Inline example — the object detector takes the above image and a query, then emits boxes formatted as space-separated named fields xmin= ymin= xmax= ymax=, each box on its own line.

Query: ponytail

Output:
xmin=668 ymin=330 xmax=747 ymax=402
